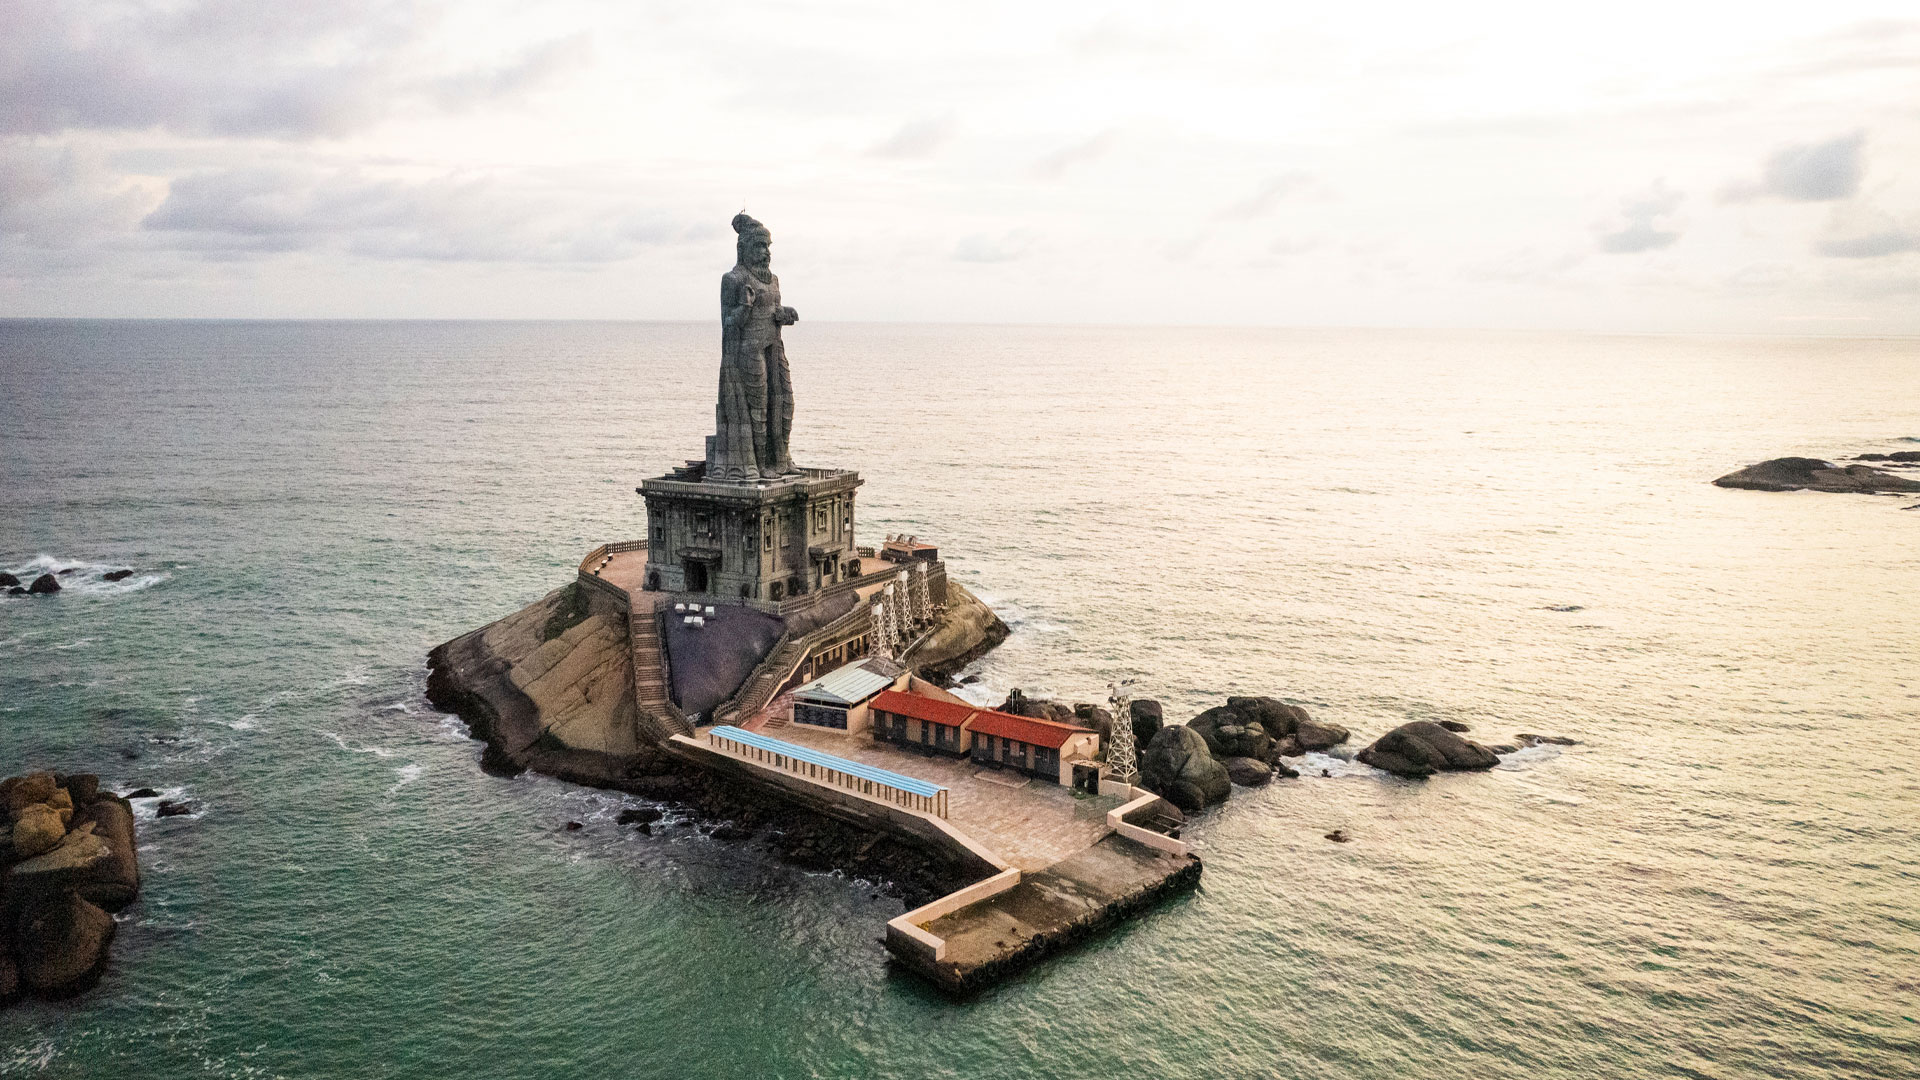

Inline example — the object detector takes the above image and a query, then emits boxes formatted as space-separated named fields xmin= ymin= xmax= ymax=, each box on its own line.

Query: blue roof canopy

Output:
xmin=708 ymin=725 xmax=946 ymax=798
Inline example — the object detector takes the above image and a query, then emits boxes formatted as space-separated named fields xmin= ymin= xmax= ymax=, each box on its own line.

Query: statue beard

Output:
xmin=741 ymin=244 xmax=772 ymax=282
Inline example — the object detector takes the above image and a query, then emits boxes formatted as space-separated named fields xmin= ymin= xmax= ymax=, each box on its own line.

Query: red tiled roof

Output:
xmin=871 ymin=690 xmax=976 ymax=729
xmin=964 ymin=709 xmax=1095 ymax=750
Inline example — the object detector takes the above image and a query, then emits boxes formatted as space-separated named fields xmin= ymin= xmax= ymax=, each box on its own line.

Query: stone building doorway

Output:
xmin=682 ymin=559 xmax=709 ymax=593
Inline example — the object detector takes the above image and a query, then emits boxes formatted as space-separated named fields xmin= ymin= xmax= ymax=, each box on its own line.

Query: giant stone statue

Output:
xmin=708 ymin=213 xmax=797 ymax=482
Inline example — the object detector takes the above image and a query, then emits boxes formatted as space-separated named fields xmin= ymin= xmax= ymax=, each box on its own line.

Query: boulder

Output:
xmin=1186 ymin=706 xmax=1273 ymax=761
xmin=0 ymin=572 xmax=17 ymax=588
xmin=1139 ymin=725 xmax=1231 ymax=812
xmin=1292 ymin=717 xmax=1351 ymax=752
xmin=1357 ymin=721 xmax=1501 ymax=778
xmin=1223 ymin=757 xmax=1274 ymax=786
xmin=14 ymin=892 xmax=116 ymax=999
xmin=155 ymin=800 xmax=195 ymax=818
xmin=1219 ymin=696 xmax=1350 ymax=751
xmin=6 ymin=826 xmax=112 ymax=912
xmin=72 ymin=798 xmax=139 ymax=911
xmin=1129 ymin=699 xmax=1164 ymax=751
xmin=3 ymin=772 xmax=57 ymax=818
xmin=1713 ymin=457 xmax=1920 ymax=494
xmin=10 ymin=804 xmax=66 ymax=859
xmin=616 ymin=806 xmax=663 ymax=826
xmin=47 ymin=786 xmax=74 ymax=826
xmin=6 ymin=587 xmax=23 ymax=596
xmin=61 ymin=774 xmax=100 ymax=804
xmin=124 ymin=788 xmax=160 ymax=800
xmin=1438 ymin=720 xmax=1471 ymax=733
xmin=1071 ymin=705 xmax=1115 ymax=743
xmin=102 ymin=570 xmax=134 ymax=582
xmin=27 ymin=574 xmax=60 ymax=595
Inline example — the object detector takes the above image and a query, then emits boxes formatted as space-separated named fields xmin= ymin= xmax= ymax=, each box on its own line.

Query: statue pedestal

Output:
xmin=639 ymin=463 xmax=863 ymax=604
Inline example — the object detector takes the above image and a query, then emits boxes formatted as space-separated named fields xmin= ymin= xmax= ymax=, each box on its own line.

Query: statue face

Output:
xmin=745 ymin=238 xmax=771 ymax=271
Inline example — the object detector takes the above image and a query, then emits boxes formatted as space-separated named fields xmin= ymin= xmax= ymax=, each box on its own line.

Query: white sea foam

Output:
xmin=1299 ymin=751 xmax=1373 ymax=778
xmin=3 ymin=554 xmax=169 ymax=598
xmin=227 ymin=715 xmax=259 ymax=731
xmin=324 ymin=732 xmax=397 ymax=758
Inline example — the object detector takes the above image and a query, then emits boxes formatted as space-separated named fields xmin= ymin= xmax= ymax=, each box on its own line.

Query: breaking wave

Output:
xmin=3 ymin=554 xmax=169 ymax=597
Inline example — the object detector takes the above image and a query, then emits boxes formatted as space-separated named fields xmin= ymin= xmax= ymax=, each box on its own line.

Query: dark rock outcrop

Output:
xmin=13 ymin=893 xmax=116 ymax=999
xmin=0 ymin=572 xmax=17 ymax=588
xmin=1714 ymin=457 xmax=1920 ymax=494
xmin=1129 ymin=700 xmax=1164 ymax=752
xmin=1192 ymin=696 xmax=1350 ymax=757
xmin=27 ymin=574 xmax=60 ymax=595
xmin=1071 ymin=704 xmax=1114 ymax=743
xmin=1187 ymin=706 xmax=1273 ymax=761
xmin=101 ymin=570 xmax=134 ymax=582
xmin=1438 ymin=720 xmax=1471 ymax=733
xmin=1357 ymin=721 xmax=1501 ymax=778
xmin=1139 ymin=726 xmax=1231 ymax=812
xmin=1855 ymin=451 xmax=1920 ymax=463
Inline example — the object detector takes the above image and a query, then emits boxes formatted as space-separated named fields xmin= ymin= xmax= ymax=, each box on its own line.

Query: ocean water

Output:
xmin=1 ymin=319 xmax=1916 ymax=1080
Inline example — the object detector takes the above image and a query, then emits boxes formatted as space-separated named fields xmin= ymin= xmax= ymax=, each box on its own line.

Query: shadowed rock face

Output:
xmin=1357 ymin=721 xmax=1500 ymax=778
xmin=1129 ymin=700 xmax=1164 ymax=752
xmin=910 ymin=583 xmax=1010 ymax=686
xmin=1714 ymin=458 xmax=1920 ymax=494
xmin=1139 ymin=725 xmax=1231 ymax=811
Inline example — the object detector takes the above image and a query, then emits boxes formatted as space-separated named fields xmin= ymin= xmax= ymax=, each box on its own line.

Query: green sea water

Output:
xmin=1 ymin=319 xmax=1916 ymax=1079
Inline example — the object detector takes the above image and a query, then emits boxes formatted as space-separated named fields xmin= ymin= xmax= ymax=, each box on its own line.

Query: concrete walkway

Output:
xmin=770 ymin=724 xmax=1123 ymax=872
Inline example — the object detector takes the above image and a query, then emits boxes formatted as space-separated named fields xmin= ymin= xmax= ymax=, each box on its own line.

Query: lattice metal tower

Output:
xmin=1106 ymin=679 xmax=1138 ymax=784
xmin=909 ymin=563 xmax=932 ymax=626
xmin=871 ymin=598 xmax=896 ymax=660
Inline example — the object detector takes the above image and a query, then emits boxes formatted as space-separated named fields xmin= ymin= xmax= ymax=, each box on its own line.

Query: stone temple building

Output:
xmin=638 ymin=461 xmax=863 ymax=601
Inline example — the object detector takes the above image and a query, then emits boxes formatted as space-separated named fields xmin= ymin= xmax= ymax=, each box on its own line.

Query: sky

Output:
xmin=2 ymin=0 xmax=1917 ymax=332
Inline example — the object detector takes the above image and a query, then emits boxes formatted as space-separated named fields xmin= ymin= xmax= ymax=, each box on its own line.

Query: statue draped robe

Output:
xmin=710 ymin=264 xmax=795 ymax=481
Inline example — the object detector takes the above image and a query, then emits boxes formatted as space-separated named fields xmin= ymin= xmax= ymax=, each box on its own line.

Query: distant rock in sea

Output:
xmin=1713 ymin=457 xmax=1920 ymax=494
xmin=27 ymin=574 xmax=60 ymax=595
xmin=1357 ymin=721 xmax=1501 ymax=778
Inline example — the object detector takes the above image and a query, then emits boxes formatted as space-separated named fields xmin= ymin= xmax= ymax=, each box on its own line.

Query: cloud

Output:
xmin=1030 ymin=131 xmax=1117 ymax=180
xmin=1218 ymin=173 xmax=1313 ymax=219
xmin=0 ymin=144 xmax=157 ymax=243
xmin=1597 ymin=182 xmax=1682 ymax=254
xmin=0 ymin=0 xmax=584 ymax=138
xmin=953 ymin=229 xmax=1035 ymax=263
xmin=140 ymin=166 xmax=690 ymax=263
xmin=1722 ymin=132 xmax=1867 ymax=202
xmin=868 ymin=116 xmax=957 ymax=159
xmin=1814 ymin=205 xmax=1920 ymax=258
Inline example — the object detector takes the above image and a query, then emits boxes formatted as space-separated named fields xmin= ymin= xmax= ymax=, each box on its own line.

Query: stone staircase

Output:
xmin=712 ymin=633 xmax=809 ymax=728
xmin=630 ymin=599 xmax=691 ymax=740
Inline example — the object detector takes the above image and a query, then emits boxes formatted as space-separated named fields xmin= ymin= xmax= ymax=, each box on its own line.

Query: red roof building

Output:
xmin=964 ymin=709 xmax=1093 ymax=749
xmin=870 ymin=690 xmax=977 ymax=730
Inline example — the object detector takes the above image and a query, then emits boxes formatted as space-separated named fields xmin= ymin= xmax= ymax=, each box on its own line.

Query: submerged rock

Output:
xmin=1357 ymin=721 xmax=1501 ymax=778
xmin=1713 ymin=457 xmax=1920 ymax=494
xmin=1516 ymin=733 xmax=1578 ymax=747
xmin=102 ymin=569 xmax=134 ymax=582
xmin=1139 ymin=725 xmax=1231 ymax=812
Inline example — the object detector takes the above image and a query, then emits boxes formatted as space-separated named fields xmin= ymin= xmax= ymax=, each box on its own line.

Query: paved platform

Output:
xmin=770 ymin=723 xmax=1123 ymax=871
xmin=913 ymin=833 xmax=1201 ymax=994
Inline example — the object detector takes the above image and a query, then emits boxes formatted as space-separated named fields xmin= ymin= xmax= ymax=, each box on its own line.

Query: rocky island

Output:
xmin=1 ymin=771 xmax=142 ymax=1005
xmin=1713 ymin=455 xmax=1920 ymax=495
xmin=428 ymin=215 xmax=1194 ymax=993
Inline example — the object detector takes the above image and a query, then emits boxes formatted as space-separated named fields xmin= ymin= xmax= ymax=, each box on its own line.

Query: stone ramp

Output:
xmin=900 ymin=833 xmax=1200 ymax=995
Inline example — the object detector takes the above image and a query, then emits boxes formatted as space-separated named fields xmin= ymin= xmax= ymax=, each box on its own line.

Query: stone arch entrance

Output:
xmin=683 ymin=559 xmax=709 ymax=593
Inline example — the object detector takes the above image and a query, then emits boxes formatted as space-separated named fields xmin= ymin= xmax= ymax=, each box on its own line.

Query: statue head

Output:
xmin=732 ymin=212 xmax=772 ymax=274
